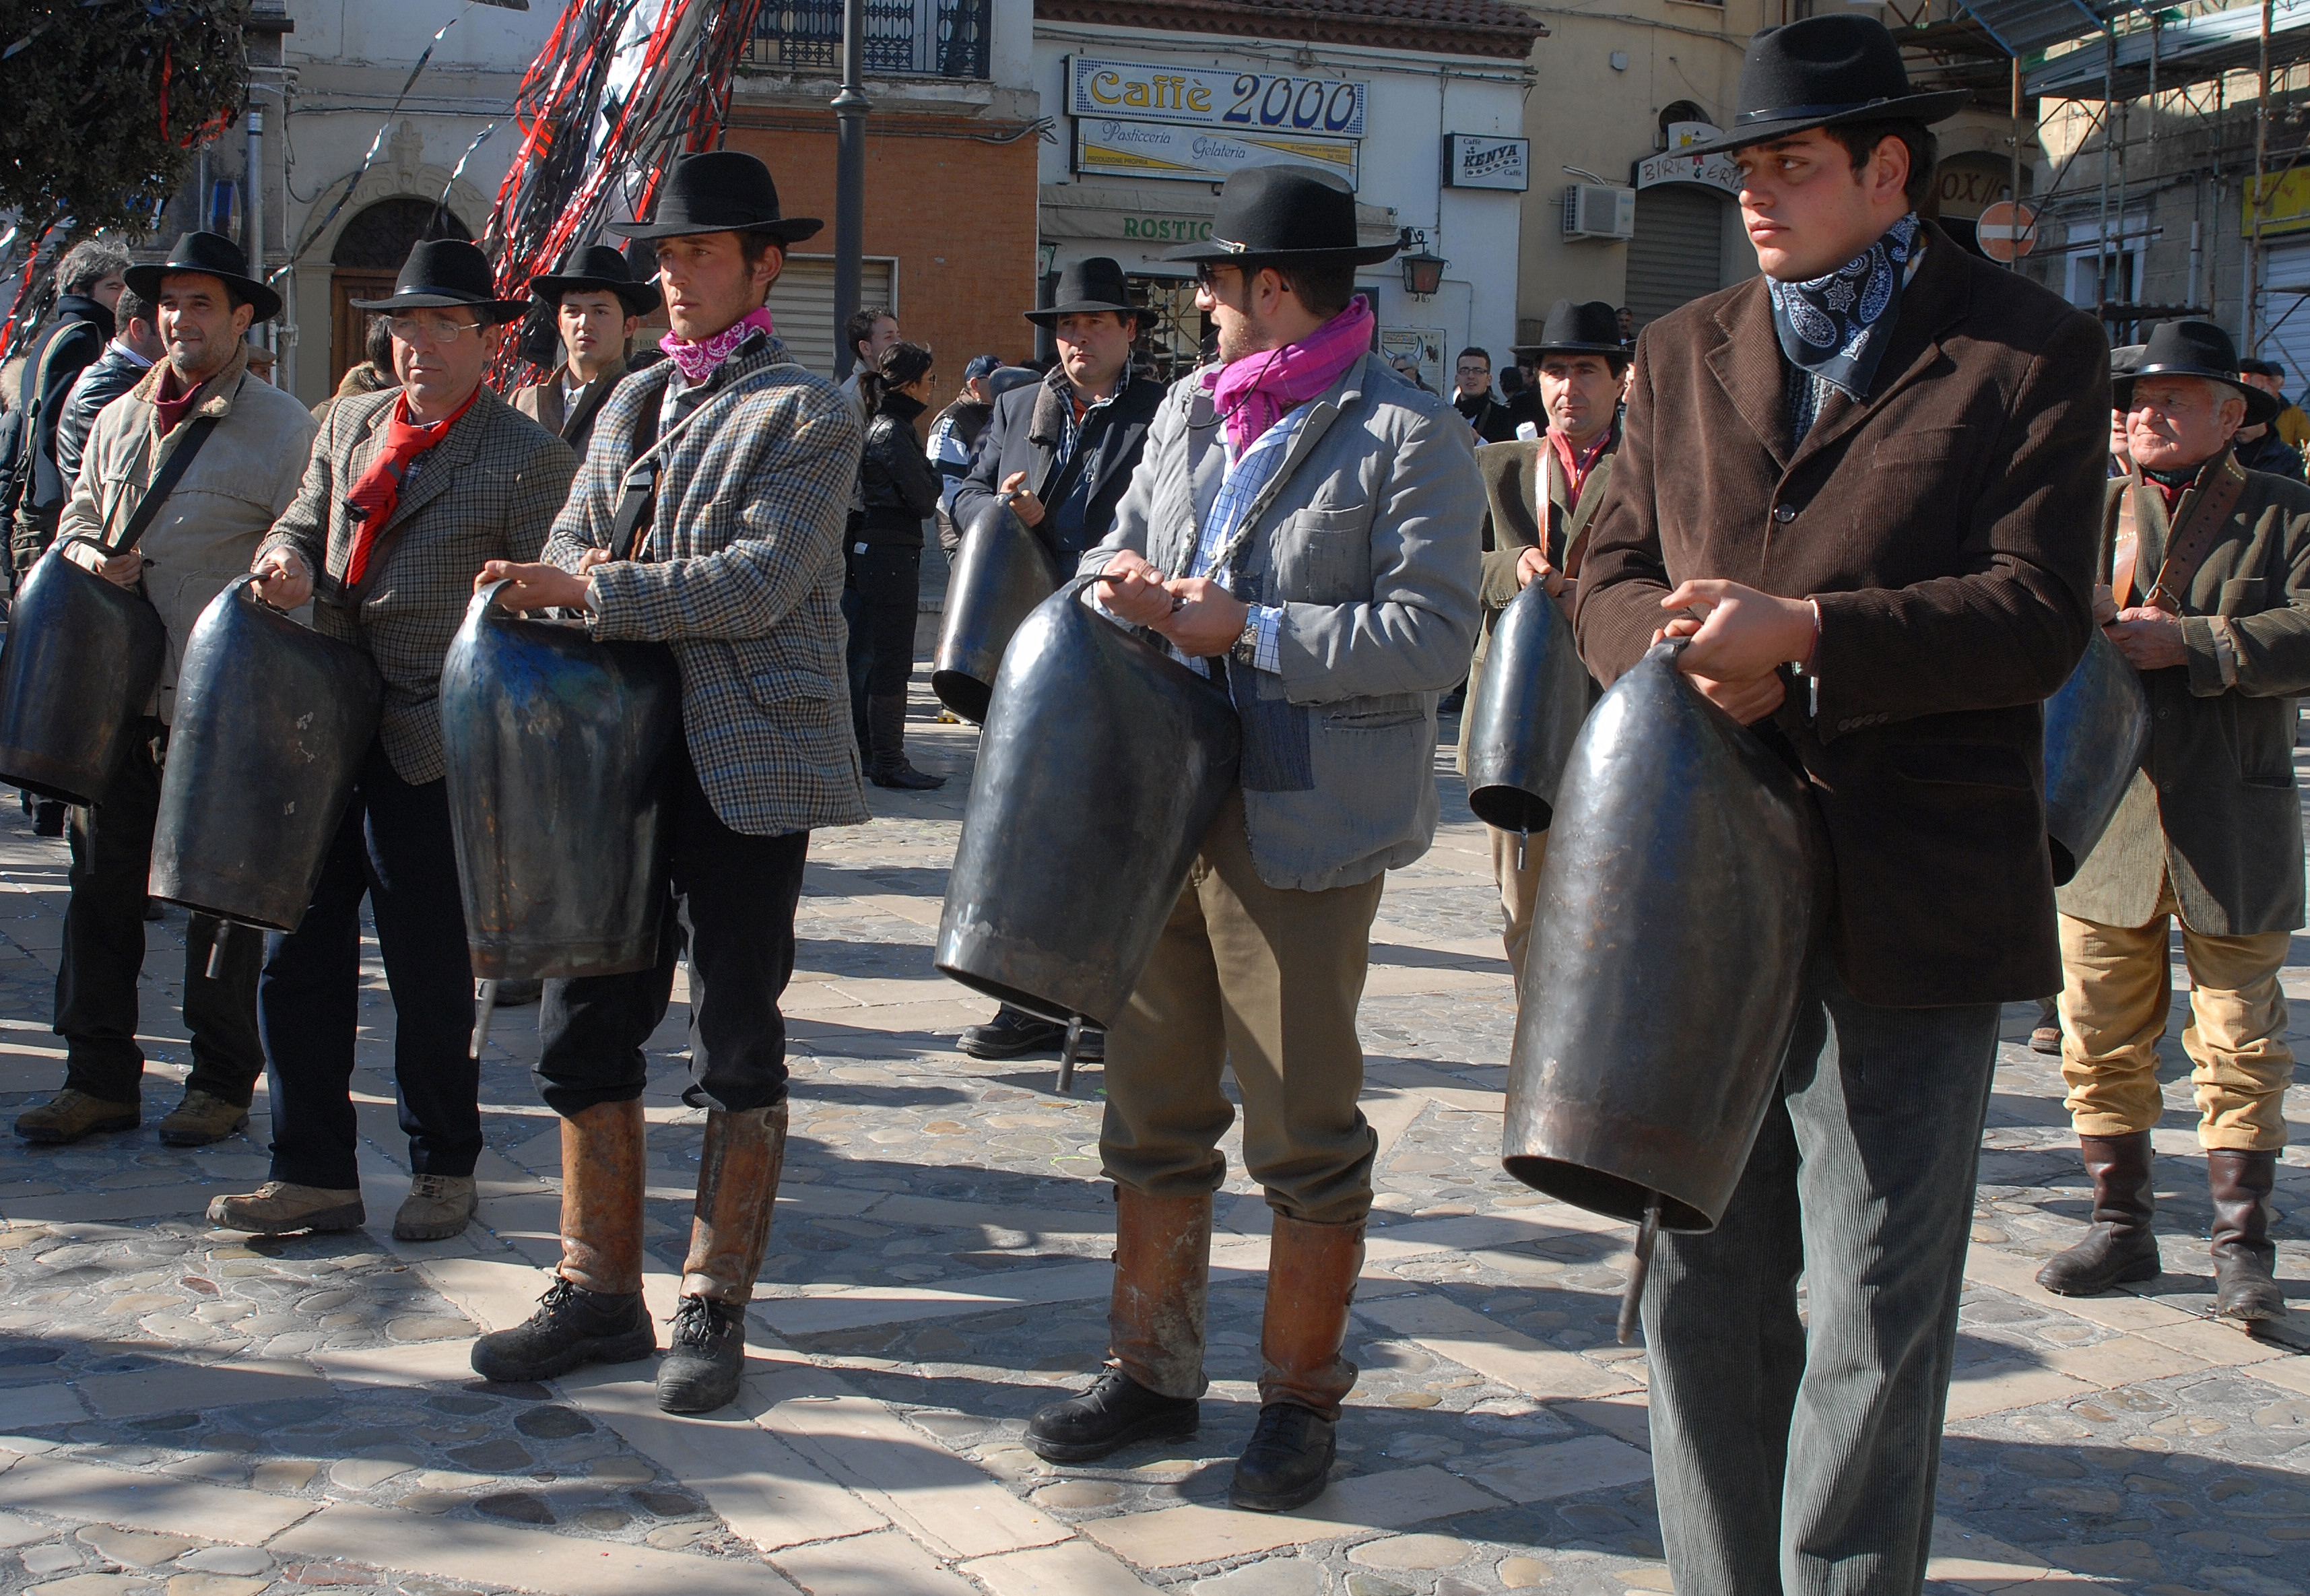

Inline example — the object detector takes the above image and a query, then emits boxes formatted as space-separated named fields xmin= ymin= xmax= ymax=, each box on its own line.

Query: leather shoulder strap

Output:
xmin=102 ymin=416 xmax=218 ymax=558
xmin=2148 ymin=453 xmax=2247 ymax=612
xmin=609 ymin=396 xmax=664 ymax=560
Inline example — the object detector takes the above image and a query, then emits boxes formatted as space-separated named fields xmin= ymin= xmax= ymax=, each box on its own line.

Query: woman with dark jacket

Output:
xmin=848 ymin=340 xmax=945 ymax=790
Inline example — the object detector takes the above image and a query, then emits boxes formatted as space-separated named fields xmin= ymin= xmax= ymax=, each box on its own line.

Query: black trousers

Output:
xmin=535 ymin=741 xmax=807 ymax=1118
xmin=57 ymin=717 xmax=263 ymax=1105
xmin=258 ymin=739 xmax=480 ymax=1191
xmin=843 ymin=541 xmax=921 ymax=704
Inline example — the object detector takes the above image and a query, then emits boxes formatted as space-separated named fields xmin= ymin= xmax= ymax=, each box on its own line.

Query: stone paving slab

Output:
xmin=0 ymin=696 xmax=2303 ymax=1596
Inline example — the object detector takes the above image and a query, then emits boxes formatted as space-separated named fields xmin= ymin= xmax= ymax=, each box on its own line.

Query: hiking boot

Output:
xmin=14 ymin=1088 xmax=139 ymax=1145
xmin=2037 ymin=1132 xmax=2160 ymax=1296
xmin=395 ymin=1174 xmax=477 ymax=1241
xmin=1230 ymin=1403 xmax=1338 ymax=1512
xmin=958 ymin=1005 xmax=1066 ymax=1060
xmin=471 ymin=1277 xmax=654 ymax=1383
xmin=657 ymin=1294 xmax=749 ymax=1413
xmin=1229 ymin=1212 xmax=1363 ymax=1512
xmin=1027 ymin=1368 xmax=1199 ymax=1463
xmin=157 ymin=1088 xmax=249 ymax=1148
xmin=207 ymin=1181 xmax=364 ymax=1235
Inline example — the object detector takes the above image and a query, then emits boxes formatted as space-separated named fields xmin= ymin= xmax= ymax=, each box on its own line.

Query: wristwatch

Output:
xmin=1231 ymin=613 xmax=1261 ymax=665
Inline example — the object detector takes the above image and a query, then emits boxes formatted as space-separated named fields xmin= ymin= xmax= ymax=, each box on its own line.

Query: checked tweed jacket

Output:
xmin=257 ymin=384 xmax=579 ymax=785
xmin=541 ymin=334 xmax=870 ymax=837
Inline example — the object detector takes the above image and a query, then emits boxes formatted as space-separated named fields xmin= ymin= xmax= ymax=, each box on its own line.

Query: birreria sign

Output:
xmin=1067 ymin=56 xmax=1369 ymax=139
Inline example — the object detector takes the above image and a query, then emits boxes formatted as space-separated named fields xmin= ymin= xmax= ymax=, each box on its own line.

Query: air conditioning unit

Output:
xmin=1562 ymin=183 xmax=1635 ymax=242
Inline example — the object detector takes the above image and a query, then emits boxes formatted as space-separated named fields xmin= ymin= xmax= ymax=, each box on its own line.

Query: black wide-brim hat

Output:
xmin=1026 ymin=256 xmax=1146 ymax=327
xmin=528 ymin=242 xmax=661 ymax=317
xmin=1678 ymin=15 xmax=1970 ymax=160
xmin=351 ymin=238 xmax=531 ymax=321
xmin=2113 ymin=319 xmax=2280 ymax=427
xmin=608 ymin=151 xmax=823 ymax=245
xmin=1163 ymin=165 xmax=1399 ymax=268
xmin=1513 ymin=298 xmax=1623 ymax=358
xmin=124 ymin=230 xmax=281 ymax=323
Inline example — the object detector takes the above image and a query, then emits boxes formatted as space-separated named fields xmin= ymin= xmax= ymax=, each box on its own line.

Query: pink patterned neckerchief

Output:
xmin=659 ymin=306 xmax=777 ymax=385
xmin=1202 ymin=294 xmax=1376 ymax=455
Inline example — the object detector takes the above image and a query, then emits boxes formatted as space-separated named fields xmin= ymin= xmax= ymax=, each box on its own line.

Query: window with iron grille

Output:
xmin=746 ymin=0 xmax=991 ymax=78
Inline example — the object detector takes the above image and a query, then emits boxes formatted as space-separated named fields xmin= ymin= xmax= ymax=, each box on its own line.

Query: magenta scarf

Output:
xmin=660 ymin=306 xmax=777 ymax=385
xmin=1203 ymin=294 xmax=1376 ymax=454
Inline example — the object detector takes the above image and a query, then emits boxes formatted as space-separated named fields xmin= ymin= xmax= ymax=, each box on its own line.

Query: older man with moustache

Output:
xmin=205 ymin=239 xmax=576 ymax=1244
xmin=2037 ymin=319 xmax=2310 ymax=1325
xmin=1573 ymin=18 xmax=2106 ymax=1591
xmin=468 ymin=152 xmax=868 ymax=1416
xmin=11 ymin=233 xmax=316 ymax=1151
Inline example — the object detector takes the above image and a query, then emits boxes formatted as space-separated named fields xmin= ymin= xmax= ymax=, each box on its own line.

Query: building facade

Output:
xmin=1031 ymin=0 xmax=1542 ymax=390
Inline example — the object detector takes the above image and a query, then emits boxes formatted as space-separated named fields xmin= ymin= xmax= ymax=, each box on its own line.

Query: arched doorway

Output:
xmin=329 ymin=198 xmax=469 ymax=389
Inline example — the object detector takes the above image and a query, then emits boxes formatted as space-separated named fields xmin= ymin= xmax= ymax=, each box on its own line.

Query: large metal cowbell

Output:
xmin=152 ymin=576 xmax=384 ymax=934
xmin=440 ymin=585 xmax=682 ymax=981
xmin=2042 ymin=626 xmax=2151 ymax=886
xmin=0 ymin=547 xmax=168 ymax=807
xmin=1503 ymin=641 xmax=1826 ymax=1239
xmin=937 ymin=576 xmax=1240 ymax=1037
xmin=931 ymin=499 xmax=1061 ymax=725
xmin=1463 ymin=580 xmax=1594 ymax=834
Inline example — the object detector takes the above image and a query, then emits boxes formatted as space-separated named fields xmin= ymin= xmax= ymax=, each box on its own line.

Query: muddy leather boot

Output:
xmin=867 ymin=694 xmax=945 ymax=790
xmin=1232 ymin=1213 xmax=1364 ymax=1512
xmin=472 ymin=1099 xmax=653 ymax=1382
xmin=15 ymin=1088 xmax=139 ymax=1145
xmin=659 ymin=1103 xmax=787 ymax=1414
xmin=1027 ymin=1189 xmax=1210 ymax=1462
xmin=2208 ymin=1150 xmax=2287 ymax=1321
xmin=2037 ymin=1132 xmax=2160 ymax=1296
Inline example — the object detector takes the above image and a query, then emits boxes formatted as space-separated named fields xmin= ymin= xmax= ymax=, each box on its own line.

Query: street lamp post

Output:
xmin=832 ymin=0 xmax=869 ymax=380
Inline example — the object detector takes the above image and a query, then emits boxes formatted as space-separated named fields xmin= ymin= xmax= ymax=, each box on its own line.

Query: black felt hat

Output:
xmin=350 ymin=238 xmax=531 ymax=322
xmin=607 ymin=151 xmax=822 ymax=245
xmin=1513 ymin=299 xmax=1624 ymax=358
xmin=528 ymin=243 xmax=661 ymax=317
xmin=1025 ymin=257 xmax=1146 ymax=327
xmin=1678 ymin=15 xmax=1970 ymax=160
xmin=2114 ymin=320 xmax=2280 ymax=426
xmin=1162 ymin=166 xmax=1398 ymax=267
xmin=124 ymin=231 xmax=281 ymax=323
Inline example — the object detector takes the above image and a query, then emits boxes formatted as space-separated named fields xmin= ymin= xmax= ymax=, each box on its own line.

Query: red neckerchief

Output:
xmin=2141 ymin=458 xmax=2208 ymax=512
xmin=343 ymin=387 xmax=482 ymax=587
xmin=1548 ymin=418 xmax=1618 ymax=503
xmin=152 ymin=366 xmax=203 ymax=436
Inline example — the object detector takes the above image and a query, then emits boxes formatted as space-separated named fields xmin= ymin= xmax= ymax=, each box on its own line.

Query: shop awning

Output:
xmin=1953 ymin=0 xmax=2128 ymax=57
xmin=2026 ymin=0 xmax=2310 ymax=98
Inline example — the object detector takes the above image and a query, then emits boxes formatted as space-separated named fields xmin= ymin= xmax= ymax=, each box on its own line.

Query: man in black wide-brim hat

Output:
xmin=210 ymin=238 xmax=577 ymax=1248
xmin=513 ymin=243 xmax=661 ymax=454
xmin=2041 ymin=317 xmax=2310 ymax=1330
xmin=469 ymin=149 xmax=870 ymax=1418
xmin=1571 ymin=15 xmax=2107 ymax=1591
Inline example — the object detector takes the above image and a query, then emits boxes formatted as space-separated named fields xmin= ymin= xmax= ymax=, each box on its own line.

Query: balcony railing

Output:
xmin=745 ymin=0 xmax=991 ymax=79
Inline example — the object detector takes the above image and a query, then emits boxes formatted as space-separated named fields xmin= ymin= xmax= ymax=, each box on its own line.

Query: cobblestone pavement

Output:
xmin=0 ymin=689 xmax=2305 ymax=1596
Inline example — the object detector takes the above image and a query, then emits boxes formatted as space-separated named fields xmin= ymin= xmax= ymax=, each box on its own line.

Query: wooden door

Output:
xmin=330 ymin=271 xmax=399 ymax=391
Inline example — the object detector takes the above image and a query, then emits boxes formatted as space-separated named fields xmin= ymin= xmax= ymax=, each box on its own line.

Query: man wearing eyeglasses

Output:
xmin=205 ymin=239 xmax=577 ymax=1246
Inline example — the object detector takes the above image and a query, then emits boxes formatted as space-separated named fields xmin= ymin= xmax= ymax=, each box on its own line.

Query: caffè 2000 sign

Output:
xmin=1067 ymin=55 xmax=1368 ymax=141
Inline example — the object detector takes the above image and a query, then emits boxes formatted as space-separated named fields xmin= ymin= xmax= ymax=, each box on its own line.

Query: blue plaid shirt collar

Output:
xmin=1053 ymin=363 xmax=1132 ymax=471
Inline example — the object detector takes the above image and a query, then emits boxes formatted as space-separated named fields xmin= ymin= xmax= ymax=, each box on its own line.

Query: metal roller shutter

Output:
xmin=768 ymin=256 xmax=898 ymax=378
xmin=1626 ymin=186 xmax=1727 ymax=331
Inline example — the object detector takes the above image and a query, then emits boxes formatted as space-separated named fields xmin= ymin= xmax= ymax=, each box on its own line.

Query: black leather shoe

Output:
xmin=471 ymin=1277 xmax=654 ymax=1383
xmin=1026 ymin=1369 xmax=1198 ymax=1463
xmin=657 ymin=1294 xmax=748 ymax=1413
xmin=958 ymin=1005 xmax=1066 ymax=1060
xmin=1229 ymin=1403 xmax=1336 ymax=1512
xmin=34 ymin=801 xmax=63 ymax=838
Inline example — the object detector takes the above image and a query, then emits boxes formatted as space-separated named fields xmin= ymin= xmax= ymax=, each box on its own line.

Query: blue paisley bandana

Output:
xmin=1769 ymin=212 xmax=1920 ymax=403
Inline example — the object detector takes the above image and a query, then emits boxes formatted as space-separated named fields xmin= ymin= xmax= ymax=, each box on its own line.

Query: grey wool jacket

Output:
xmin=1080 ymin=352 xmax=1484 ymax=892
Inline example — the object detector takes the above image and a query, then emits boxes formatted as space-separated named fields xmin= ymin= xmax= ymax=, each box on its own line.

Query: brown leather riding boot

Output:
xmin=1234 ymin=1213 xmax=1364 ymax=1513
xmin=1026 ymin=1189 xmax=1211 ymax=1462
xmin=2208 ymin=1150 xmax=2286 ymax=1321
xmin=659 ymin=1102 xmax=788 ymax=1413
xmin=470 ymin=1098 xmax=653 ymax=1383
xmin=2036 ymin=1132 xmax=2160 ymax=1297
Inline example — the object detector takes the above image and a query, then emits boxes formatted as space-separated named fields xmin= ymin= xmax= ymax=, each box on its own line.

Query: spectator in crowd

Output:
xmin=847 ymin=339 xmax=946 ymax=791
xmin=11 ymin=233 xmax=316 ymax=1151
xmin=928 ymin=352 xmax=1001 ymax=554
xmin=839 ymin=304 xmax=900 ymax=418
xmin=244 ymin=345 xmax=276 ymax=386
xmin=54 ymin=286 xmax=164 ymax=492
xmin=2241 ymin=356 xmax=2310 ymax=451
xmin=1614 ymin=305 xmax=1635 ymax=344
xmin=1452 ymin=347 xmax=1519 ymax=442
xmin=213 ymin=239 xmax=577 ymax=1244
xmin=315 ymin=317 xmax=397 ymax=425
xmin=8 ymin=240 xmax=129 ymax=580
xmin=1497 ymin=361 xmax=1544 ymax=437
xmin=513 ymin=244 xmax=660 ymax=455
xmin=949 ymin=257 xmax=1162 ymax=1065
xmin=1386 ymin=351 xmax=1431 ymax=391
xmin=2234 ymin=356 xmax=2307 ymax=479
xmin=2039 ymin=319 xmax=2309 ymax=1326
